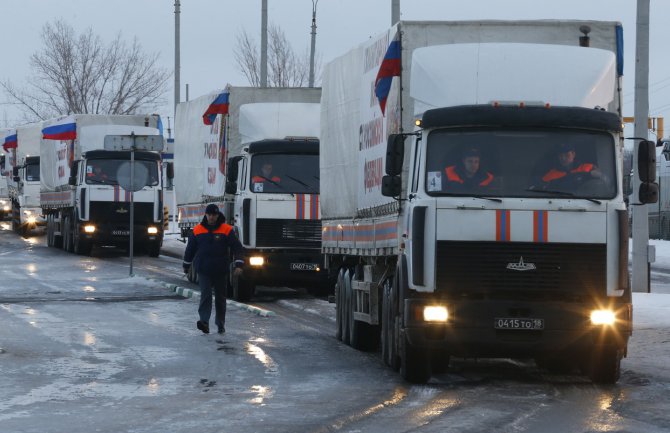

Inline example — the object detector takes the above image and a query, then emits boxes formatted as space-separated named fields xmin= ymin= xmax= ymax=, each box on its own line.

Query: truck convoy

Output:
xmin=7 ymin=122 xmax=45 ymax=235
xmin=320 ymin=20 xmax=654 ymax=384
xmin=175 ymin=86 xmax=324 ymax=300
xmin=40 ymin=114 xmax=165 ymax=256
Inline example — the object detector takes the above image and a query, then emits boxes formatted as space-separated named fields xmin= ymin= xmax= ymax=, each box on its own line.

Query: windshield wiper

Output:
xmin=526 ymin=188 xmax=601 ymax=204
xmin=285 ymin=175 xmax=317 ymax=192
xmin=472 ymin=196 xmax=502 ymax=203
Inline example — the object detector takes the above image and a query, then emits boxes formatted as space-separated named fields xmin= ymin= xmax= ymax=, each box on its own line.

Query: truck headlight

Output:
xmin=590 ymin=309 xmax=616 ymax=326
xmin=249 ymin=256 xmax=264 ymax=267
xmin=2 ymin=205 xmax=9 ymax=211
xmin=27 ymin=216 xmax=37 ymax=224
xmin=147 ymin=226 xmax=159 ymax=234
xmin=423 ymin=305 xmax=449 ymax=323
xmin=84 ymin=225 xmax=96 ymax=233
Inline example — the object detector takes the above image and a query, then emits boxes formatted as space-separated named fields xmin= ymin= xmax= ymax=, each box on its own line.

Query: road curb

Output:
xmin=148 ymin=278 xmax=275 ymax=317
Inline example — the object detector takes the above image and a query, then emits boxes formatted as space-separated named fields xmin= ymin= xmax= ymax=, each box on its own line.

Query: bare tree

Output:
xmin=234 ymin=24 xmax=320 ymax=88
xmin=1 ymin=20 xmax=171 ymax=121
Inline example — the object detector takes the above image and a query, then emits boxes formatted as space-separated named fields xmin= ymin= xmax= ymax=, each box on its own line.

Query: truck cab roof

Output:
xmin=246 ymin=138 xmax=319 ymax=155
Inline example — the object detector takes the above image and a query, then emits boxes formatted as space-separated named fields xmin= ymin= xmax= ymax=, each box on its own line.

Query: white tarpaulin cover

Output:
xmin=239 ymin=103 xmax=320 ymax=145
xmin=40 ymin=114 xmax=160 ymax=194
xmin=410 ymin=43 xmax=616 ymax=116
xmin=174 ymin=86 xmax=321 ymax=207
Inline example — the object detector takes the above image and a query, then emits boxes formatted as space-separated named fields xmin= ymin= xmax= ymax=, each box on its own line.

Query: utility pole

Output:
xmin=632 ymin=0 xmax=652 ymax=293
xmin=309 ymin=0 xmax=319 ymax=88
xmin=261 ymin=0 xmax=268 ymax=87
xmin=391 ymin=0 xmax=400 ymax=25
xmin=174 ymin=0 xmax=181 ymax=117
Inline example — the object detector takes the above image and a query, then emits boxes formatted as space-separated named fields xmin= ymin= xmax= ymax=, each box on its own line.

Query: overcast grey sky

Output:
xmin=2 ymin=0 xmax=670 ymax=139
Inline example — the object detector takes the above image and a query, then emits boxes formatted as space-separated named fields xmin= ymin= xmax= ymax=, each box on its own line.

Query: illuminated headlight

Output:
xmin=249 ymin=256 xmax=265 ymax=267
xmin=2 ymin=205 xmax=8 ymax=211
xmin=147 ymin=226 xmax=159 ymax=234
xmin=423 ymin=305 xmax=449 ymax=323
xmin=590 ymin=309 xmax=616 ymax=326
xmin=84 ymin=225 xmax=96 ymax=233
xmin=27 ymin=216 xmax=37 ymax=224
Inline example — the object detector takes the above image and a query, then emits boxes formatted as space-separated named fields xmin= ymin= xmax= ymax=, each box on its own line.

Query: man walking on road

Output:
xmin=183 ymin=204 xmax=244 ymax=334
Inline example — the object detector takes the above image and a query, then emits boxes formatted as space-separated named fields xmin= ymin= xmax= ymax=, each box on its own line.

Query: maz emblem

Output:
xmin=116 ymin=206 xmax=128 ymax=214
xmin=506 ymin=256 xmax=536 ymax=271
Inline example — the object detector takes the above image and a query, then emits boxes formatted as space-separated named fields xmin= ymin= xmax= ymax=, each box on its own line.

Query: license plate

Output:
xmin=112 ymin=230 xmax=130 ymax=236
xmin=290 ymin=263 xmax=318 ymax=271
xmin=494 ymin=318 xmax=544 ymax=330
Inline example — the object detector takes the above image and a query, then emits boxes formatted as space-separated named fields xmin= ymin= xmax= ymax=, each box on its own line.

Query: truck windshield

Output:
xmin=25 ymin=163 xmax=40 ymax=182
xmin=250 ymin=154 xmax=319 ymax=194
xmin=85 ymin=159 xmax=159 ymax=186
xmin=424 ymin=128 xmax=617 ymax=199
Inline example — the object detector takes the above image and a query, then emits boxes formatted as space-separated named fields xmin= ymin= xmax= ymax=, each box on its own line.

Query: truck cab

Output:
xmin=226 ymin=138 xmax=327 ymax=300
xmin=10 ymin=155 xmax=45 ymax=235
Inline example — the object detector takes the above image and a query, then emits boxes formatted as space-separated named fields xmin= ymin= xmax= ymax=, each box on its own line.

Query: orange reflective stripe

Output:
xmin=445 ymin=166 xmax=463 ymax=183
xmin=571 ymin=163 xmax=593 ymax=174
xmin=542 ymin=168 xmax=567 ymax=182
xmin=193 ymin=224 xmax=208 ymax=235
xmin=480 ymin=172 xmax=494 ymax=186
xmin=192 ymin=223 xmax=233 ymax=236
xmin=252 ymin=176 xmax=264 ymax=183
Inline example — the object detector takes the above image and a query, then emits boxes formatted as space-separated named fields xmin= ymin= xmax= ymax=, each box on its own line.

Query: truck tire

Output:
xmin=147 ymin=241 xmax=161 ymax=258
xmin=73 ymin=226 xmax=92 ymax=256
xmin=62 ymin=215 xmax=74 ymax=253
xmin=232 ymin=271 xmax=254 ymax=302
xmin=400 ymin=333 xmax=431 ymax=384
xmin=381 ymin=277 xmax=395 ymax=367
xmin=588 ymin=346 xmax=622 ymax=384
xmin=187 ymin=264 xmax=197 ymax=283
xmin=341 ymin=269 xmax=352 ymax=345
xmin=335 ymin=269 xmax=345 ymax=341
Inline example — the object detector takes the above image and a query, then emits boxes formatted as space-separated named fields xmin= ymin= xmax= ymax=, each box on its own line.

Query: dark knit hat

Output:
xmin=205 ymin=204 xmax=220 ymax=215
xmin=557 ymin=142 xmax=576 ymax=153
xmin=462 ymin=147 xmax=481 ymax=158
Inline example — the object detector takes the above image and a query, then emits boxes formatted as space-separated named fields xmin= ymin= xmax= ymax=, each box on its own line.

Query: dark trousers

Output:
xmin=197 ymin=273 xmax=227 ymax=330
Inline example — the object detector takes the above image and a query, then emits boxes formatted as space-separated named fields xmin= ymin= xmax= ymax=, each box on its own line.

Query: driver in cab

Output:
xmin=539 ymin=142 xmax=605 ymax=190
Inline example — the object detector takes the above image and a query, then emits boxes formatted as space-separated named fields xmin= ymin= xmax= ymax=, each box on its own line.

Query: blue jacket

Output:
xmin=183 ymin=215 xmax=244 ymax=277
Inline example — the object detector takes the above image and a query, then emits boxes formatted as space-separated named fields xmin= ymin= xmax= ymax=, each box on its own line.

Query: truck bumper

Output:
xmin=80 ymin=222 xmax=163 ymax=247
xmin=403 ymin=298 xmax=632 ymax=358
xmin=244 ymin=249 xmax=331 ymax=289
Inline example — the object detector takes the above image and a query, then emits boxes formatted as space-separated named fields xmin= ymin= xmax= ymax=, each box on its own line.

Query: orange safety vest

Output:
xmin=252 ymin=175 xmax=281 ymax=183
xmin=445 ymin=166 xmax=494 ymax=186
xmin=192 ymin=223 xmax=233 ymax=237
xmin=542 ymin=163 xmax=594 ymax=183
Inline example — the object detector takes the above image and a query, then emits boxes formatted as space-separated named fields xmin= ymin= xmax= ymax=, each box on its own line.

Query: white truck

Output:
xmin=40 ymin=114 xmax=165 ymax=256
xmin=320 ymin=20 xmax=654 ymax=384
xmin=7 ymin=122 xmax=45 ymax=235
xmin=175 ymin=86 xmax=325 ymax=300
xmin=1 ymin=129 xmax=12 ymax=219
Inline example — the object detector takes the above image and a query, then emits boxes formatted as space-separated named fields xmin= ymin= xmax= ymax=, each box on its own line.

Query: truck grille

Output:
xmin=89 ymin=202 xmax=155 ymax=224
xmin=256 ymin=219 xmax=321 ymax=248
xmin=435 ymin=241 xmax=606 ymax=301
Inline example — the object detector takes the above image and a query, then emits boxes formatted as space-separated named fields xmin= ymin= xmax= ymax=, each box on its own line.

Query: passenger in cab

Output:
xmin=251 ymin=162 xmax=281 ymax=192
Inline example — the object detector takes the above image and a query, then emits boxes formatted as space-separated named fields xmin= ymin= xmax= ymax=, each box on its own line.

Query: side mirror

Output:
xmin=385 ymin=134 xmax=405 ymax=176
xmin=225 ymin=181 xmax=237 ymax=195
xmin=68 ymin=176 xmax=77 ymax=186
xmin=166 ymin=162 xmax=174 ymax=180
xmin=12 ymin=167 xmax=19 ymax=176
xmin=638 ymin=139 xmax=656 ymax=183
xmin=638 ymin=140 xmax=658 ymax=204
xmin=227 ymin=156 xmax=242 ymax=181
xmin=13 ymin=176 xmax=20 ymax=182
xmin=639 ymin=182 xmax=658 ymax=204
xmin=381 ymin=175 xmax=401 ymax=197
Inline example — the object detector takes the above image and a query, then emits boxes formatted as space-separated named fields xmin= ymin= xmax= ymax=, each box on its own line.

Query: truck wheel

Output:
xmin=381 ymin=277 xmax=394 ymax=366
xmin=187 ymin=265 xmax=197 ymax=283
xmin=335 ymin=269 xmax=345 ymax=341
xmin=46 ymin=216 xmax=53 ymax=247
xmin=400 ymin=333 xmax=431 ymax=384
xmin=62 ymin=215 xmax=73 ymax=252
xmin=588 ymin=346 xmax=622 ymax=384
xmin=341 ymin=269 xmax=352 ymax=345
xmin=147 ymin=242 xmax=161 ymax=258
xmin=232 ymin=272 xmax=254 ymax=302
xmin=348 ymin=278 xmax=380 ymax=352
